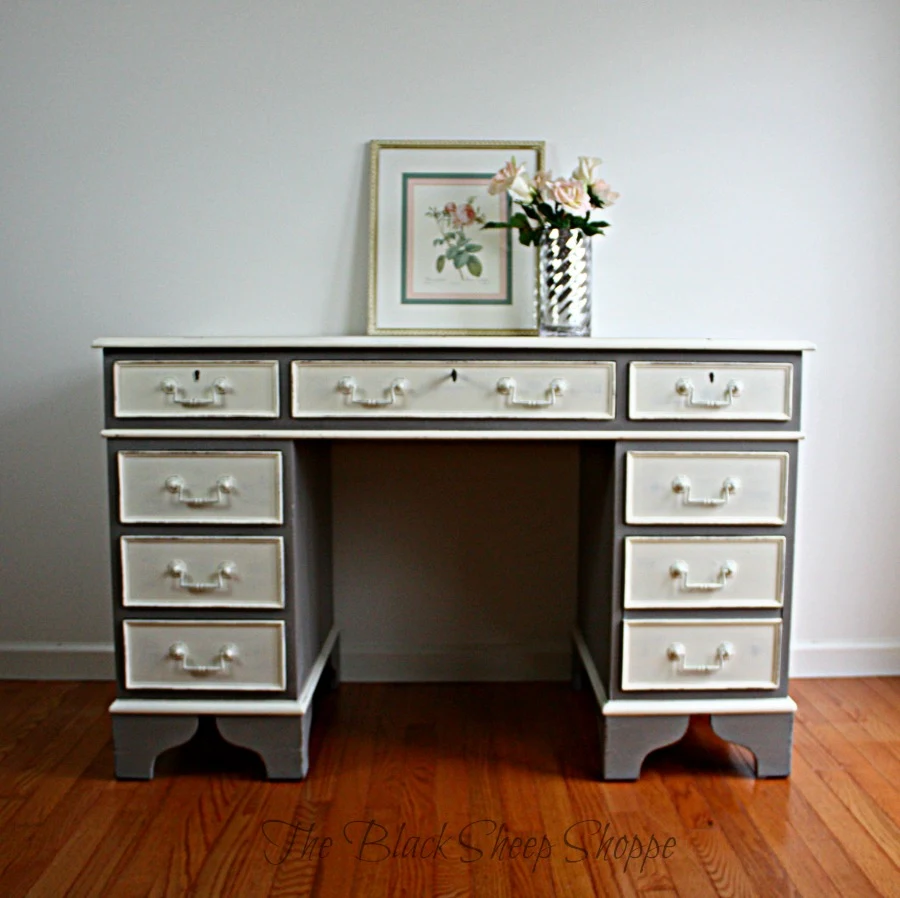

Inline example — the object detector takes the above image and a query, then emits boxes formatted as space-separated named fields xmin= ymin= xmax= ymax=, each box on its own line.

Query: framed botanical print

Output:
xmin=367 ymin=139 xmax=546 ymax=335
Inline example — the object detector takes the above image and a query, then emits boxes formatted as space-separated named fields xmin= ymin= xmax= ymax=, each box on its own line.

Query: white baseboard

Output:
xmin=3 ymin=639 xmax=897 ymax=682
xmin=790 ymin=640 xmax=900 ymax=677
xmin=0 ymin=642 xmax=115 ymax=680
xmin=341 ymin=644 xmax=571 ymax=682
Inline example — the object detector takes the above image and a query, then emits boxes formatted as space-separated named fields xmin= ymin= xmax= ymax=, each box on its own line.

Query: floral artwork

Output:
xmin=401 ymin=174 xmax=510 ymax=304
xmin=426 ymin=198 xmax=486 ymax=280
xmin=368 ymin=139 xmax=545 ymax=335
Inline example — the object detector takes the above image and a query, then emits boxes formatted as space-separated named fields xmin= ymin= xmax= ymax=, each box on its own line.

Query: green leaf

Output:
xmin=446 ymin=246 xmax=460 ymax=260
xmin=508 ymin=212 xmax=530 ymax=229
xmin=481 ymin=222 xmax=509 ymax=230
xmin=433 ymin=238 xmax=444 ymax=246
xmin=453 ymin=254 xmax=468 ymax=269
xmin=466 ymin=257 xmax=483 ymax=277
xmin=465 ymin=243 xmax=483 ymax=253
xmin=436 ymin=255 xmax=446 ymax=273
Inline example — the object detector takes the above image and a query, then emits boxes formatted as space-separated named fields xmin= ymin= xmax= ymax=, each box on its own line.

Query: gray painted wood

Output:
xmin=599 ymin=715 xmax=690 ymax=780
xmin=710 ymin=712 xmax=794 ymax=777
xmin=216 ymin=714 xmax=313 ymax=780
xmin=111 ymin=714 xmax=199 ymax=779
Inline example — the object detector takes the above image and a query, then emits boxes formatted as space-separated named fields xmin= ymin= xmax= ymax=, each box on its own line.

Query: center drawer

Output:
xmin=291 ymin=360 xmax=615 ymax=419
xmin=117 ymin=450 xmax=284 ymax=524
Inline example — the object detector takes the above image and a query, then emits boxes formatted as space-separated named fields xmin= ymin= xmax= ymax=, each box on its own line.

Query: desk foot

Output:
xmin=217 ymin=714 xmax=312 ymax=780
xmin=112 ymin=714 xmax=199 ymax=780
xmin=598 ymin=714 xmax=690 ymax=780
xmin=710 ymin=712 xmax=794 ymax=777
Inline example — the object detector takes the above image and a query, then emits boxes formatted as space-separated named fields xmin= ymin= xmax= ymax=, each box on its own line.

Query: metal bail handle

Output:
xmin=160 ymin=377 xmax=232 ymax=407
xmin=671 ymin=476 xmax=739 ymax=507
xmin=669 ymin=560 xmax=737 ymax=592
xmin=166 ymin=559 xmax=238 ymax=593
xmin=674 ymin=378 xmax=742 ymax=409
xmin=168 ymin=642 xmax=239 ymax=675
xmin=496 ymin=377 xmax=567 ymax=408
xmin=666 ymin=641 xmax=735 ymax=674
xmin=165 ymin=475 xmax=236 ymax=507
xmin=337 ymin=376 xmax=410 ymax=408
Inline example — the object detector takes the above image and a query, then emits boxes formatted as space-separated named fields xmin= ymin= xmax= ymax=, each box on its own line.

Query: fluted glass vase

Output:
xmin=538 ymin=228 xmax=592 ymax=337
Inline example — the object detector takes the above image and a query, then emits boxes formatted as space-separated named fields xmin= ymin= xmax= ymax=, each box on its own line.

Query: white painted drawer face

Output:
xmin=120 ymin=536 xmax=285 ymax=608
xmin=623 ymin=537 xmax=785 ymax=609
xmin=123 ymin=620 xmax=286 ymax=691
xmin=113 ymin=361 xmax=279 ymax=418
xmin=625 ymin=451 xmax=789 ymax=525
xmin=291 ymin=360 xmax=615 ymax=419
xmin=628 ymin=362 xmax=792 ymax=421
xmin=118 ymin=451 xmax=283 ymax=524
xmin=621 ymin=619 xmax=781 ymax=691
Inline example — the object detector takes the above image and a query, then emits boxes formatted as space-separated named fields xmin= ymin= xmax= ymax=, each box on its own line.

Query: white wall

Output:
xmin=2 ymin=0 xmax=898 ymax=679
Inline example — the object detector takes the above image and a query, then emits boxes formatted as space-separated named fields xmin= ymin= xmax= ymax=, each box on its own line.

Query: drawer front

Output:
xmin=113 ymin=360 xmax=279 ymax=418
xmin=118 ymin=451 xmax=283 ymax=524
xmin=623 ymin=536 xmax=785 ymax=610
xmin=625 ymin=451 xmax=789 ymax=525
xmin=123 ymin=620 xmax=286 ymax=691
xmin=291 ymin=360 xmax=615 ymax=419
xmin=121 ymin=536 xmax=285 ymax=608
xmin=628 ymin=362 xmax=792 ymax=421
xmin=621 ymin=619 xmax=781 ymax=691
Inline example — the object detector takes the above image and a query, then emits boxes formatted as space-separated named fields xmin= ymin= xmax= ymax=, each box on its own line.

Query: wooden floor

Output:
xmin=1 ymin=678 xmax=899 ymax=897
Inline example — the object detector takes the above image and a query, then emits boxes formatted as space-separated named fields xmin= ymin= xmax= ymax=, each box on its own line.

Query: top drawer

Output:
xmin=628 ymin=362 xmax=792 ymax=421
xmin=291 ymin=360 xmax=615 ymax=419
xmin=113 ymin=361 xmax=279 ymax=418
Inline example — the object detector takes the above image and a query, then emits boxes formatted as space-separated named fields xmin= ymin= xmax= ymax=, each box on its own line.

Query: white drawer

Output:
xmin=628 ymin=362 xmax=792 ymax=421
xmin=291 ymin=360 xmax=615 ymax=419
xmin=120 ymin=536 xmax=285 ymax=608
xmin=621 ymin=618 xmax=781 ymax=691
xmin=625 ymin=451 xmax=789 ymax=525
xmin=118 ymin=451 xmax=283 ymax=524
xmin=123 ymin=620 xmax=286 ymax=691
xmin=113 ymin=360 xmax=279 ymax=418
xmin=623 ymin=537 xmax=785 ymax=609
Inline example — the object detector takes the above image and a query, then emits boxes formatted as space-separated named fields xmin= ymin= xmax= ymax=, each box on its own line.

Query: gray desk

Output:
xmin=95 ymin=337 xmax=810 ymax=779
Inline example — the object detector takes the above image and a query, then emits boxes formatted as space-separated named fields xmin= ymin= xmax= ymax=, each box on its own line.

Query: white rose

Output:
xmin=572 ymin=156 xmax=602 ymax=185
xmin=488 ymin=159 xmax=533 ymax=202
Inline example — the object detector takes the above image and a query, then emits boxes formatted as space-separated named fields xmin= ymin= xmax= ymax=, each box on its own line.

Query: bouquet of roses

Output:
xmin=483 ymin=156 xmax=619 ymax=246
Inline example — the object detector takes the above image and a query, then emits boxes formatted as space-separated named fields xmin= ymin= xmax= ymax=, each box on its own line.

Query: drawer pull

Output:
xmin=164 ymin=475 xmax=236 ymax=507
xmin=161 ymin=377 xmax=232 ymax=407
xmin=666 ymin=641 xmax=735 ymax=674
xmin=166 ymin=559 xmax=238 ymax=593
xmin=671 ymin=475 xmax=739 ymax=507
xmin=167 ymin=641 xmax=238 ymax=675
xmin=674 ymin=378 xmax=742 ymax=408
xmin=669 ymin=560 xmax=737 ymax=592
xmin=337 ymin=376 xmax=410 ymax=407
xmin=496 ymin=377 xmax=567 ymax=408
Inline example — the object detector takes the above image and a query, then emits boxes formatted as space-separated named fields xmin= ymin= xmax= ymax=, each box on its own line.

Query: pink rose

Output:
xmin=590 ymin=179 xmax=620 ymax=206
xmin=547 ymin=179 xmax=591 ymax=216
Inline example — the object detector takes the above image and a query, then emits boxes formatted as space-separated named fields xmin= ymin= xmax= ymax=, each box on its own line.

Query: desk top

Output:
xmin=93 ymin=336 xmax=816 ymax=351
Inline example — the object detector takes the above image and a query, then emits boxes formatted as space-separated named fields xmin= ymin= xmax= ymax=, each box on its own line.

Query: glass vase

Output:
xmin=538 ymin=228 xmax=592 ymax=337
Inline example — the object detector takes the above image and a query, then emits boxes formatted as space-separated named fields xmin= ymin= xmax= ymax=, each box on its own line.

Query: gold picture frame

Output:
xmin=367 ymin=139 xmax=546 ymax=336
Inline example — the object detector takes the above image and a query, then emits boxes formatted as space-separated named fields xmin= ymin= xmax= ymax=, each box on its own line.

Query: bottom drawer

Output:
xmin=621 ymin=618 xmax=781 ymax=691
xmin=123 ymin=620 xmax=286 ymax=691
